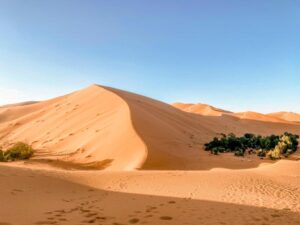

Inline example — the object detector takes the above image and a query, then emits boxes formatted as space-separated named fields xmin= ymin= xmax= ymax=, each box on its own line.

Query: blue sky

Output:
xmin=0 ymin=0 xmax=299 ymax=113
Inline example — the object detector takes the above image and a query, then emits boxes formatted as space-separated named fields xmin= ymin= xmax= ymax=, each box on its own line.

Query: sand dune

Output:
xmin=0 ymin=85 xmax=146 ymax=170
xmin=172 ymin=102 xmax=230 ymax=116
xmin=173 ymin=103 xmax=293 ymax=123
xmin=1 ymin=84 xmax=300 ymax=170
xmin=234 ymin=111 xmax=288 ymax=123
xmin=1 ymin=84 xmax=300 ymax=225
xmin=268 ymin=112 xmax=300 ymax=123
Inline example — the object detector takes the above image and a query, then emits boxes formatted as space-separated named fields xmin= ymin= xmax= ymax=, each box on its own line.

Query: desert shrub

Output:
xmin=204 ymin=133 xmax=299 ymax=159
xmin=283 ymin=132 xmax=299 ymax=152
xmin=234 ymin=150 xmax=244 ymax=157
xmin=268 ymin=133 xmax=298 ymax=160
xmin=269 ymin=145 xmax=281 ymax=160
xmin=211 ymin=147 xmax=219 ymax=155
xmin=284 ymin=149 xmax=294 ymax=157
xmin=0 ymin=149 xmax=4 ymax=162
xmin=204 ymin=137 xmax=221 ymax=151
xmin=217 ymin=146 xmax=226 ymax=153
xmin=257 ymin=149 xmax=266 ymax=158
xmin=2 ymin=142 xmax=34 ymax=162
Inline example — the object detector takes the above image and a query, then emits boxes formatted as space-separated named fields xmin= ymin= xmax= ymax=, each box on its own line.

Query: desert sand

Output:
xmin=1 ymin=84 xmax=300 ymax=225
xmin=268 ymin=112 xmax=300 ymax=123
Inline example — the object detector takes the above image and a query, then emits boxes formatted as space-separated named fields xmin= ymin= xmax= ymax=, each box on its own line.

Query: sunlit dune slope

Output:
xmin=0 ymin=84 xmax=300 ymax=170
xmin=0 ymin=85 xmax=146 ymax=170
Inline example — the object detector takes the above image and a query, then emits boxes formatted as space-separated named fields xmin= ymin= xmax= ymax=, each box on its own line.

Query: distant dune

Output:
xmin=1 ymin=85 xmax=300 ymax=171
xmin=172 ymin=103 xmax=231 ymax=116
xmin=233 ymin=111 xmax=288 ymax=123
xmin=172 ymin=103 xmax=294 ymax=123
xmin=268 ymin=112 xmax=300 ymax=123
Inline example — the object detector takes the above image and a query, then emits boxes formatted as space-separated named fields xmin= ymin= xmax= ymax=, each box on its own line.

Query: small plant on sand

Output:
xmin=204 ymin=133 xmax=299 ymax=159
xmin=0 ymin=142 xmax=34 ymax=162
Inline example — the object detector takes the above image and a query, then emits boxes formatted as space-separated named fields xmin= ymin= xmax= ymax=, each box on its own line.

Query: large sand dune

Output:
xmin=0 ymin=85 xmax=146 ymax=170
xmin=1 ymin=84 xmax=300 ymax=170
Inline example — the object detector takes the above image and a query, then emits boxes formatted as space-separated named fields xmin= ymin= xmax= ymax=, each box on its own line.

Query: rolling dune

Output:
xmin=234 ymin=111 xmax=289 ymax=123
xmin=172 ymin=103 xmax=230 ymax=116
xmin=268 ymin=112 xmax=300 ymax=123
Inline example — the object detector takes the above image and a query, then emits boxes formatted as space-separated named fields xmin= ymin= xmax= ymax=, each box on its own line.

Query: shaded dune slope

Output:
xmin=0 ymin=85 xmax=300 ymax=170
xmin=107 ymin=86 xmax=300 ymax=169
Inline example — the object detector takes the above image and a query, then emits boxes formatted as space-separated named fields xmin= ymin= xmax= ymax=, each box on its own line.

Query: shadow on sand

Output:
xmin=0 ymin=165 xmax=300 ymax=225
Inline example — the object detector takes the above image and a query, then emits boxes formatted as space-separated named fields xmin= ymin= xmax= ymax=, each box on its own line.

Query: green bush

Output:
xmin=257 ymin=149 xmax=266 ymax=158
xmin=234 ymin=150 xmax=244 ymax=157
xmin=0 ymin=149 xmax=4 ymax=162
xmin=204 ymin=133 xmax=299 ymax=159
xmin=211 ymin=147 xmax=219 ymax=155
xmin=284 ymin=149 xmax=294 ymax=157
xmin=0 ymin=142 xmax=34 ymax=162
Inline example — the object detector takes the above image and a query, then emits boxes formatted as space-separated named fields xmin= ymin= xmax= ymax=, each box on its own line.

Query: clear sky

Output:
xmin=0 ymin=0 xmax=299 ymax=113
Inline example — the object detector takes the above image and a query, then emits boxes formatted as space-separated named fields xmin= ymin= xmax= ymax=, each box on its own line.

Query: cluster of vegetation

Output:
xmin=0 ymin=142 xmax=34 ymax=162
xmin=204 ymin=132 xmax=299 ymax=159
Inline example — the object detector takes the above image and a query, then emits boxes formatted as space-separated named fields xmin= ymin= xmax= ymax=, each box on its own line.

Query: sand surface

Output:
xmin=1 ymin=84 xmax=300 ymax=225
xmin=1 ymin=162 xmax=300 ymax=225
xmin=268 ymin=112 xmax=300 ymax=123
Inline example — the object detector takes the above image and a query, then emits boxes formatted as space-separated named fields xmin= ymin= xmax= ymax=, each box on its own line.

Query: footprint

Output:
xmin=85 ymin=212 xmax=98 ymax=218
xmin=128 ymin=218 xmax=140 ymax=224
xmin=96 ymin=217 xmax=107 ymax=220
xmin=160 ymin=216 xmax=173 ymax=220
xmin=86 ymin=219 xmax=96 ymax=223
